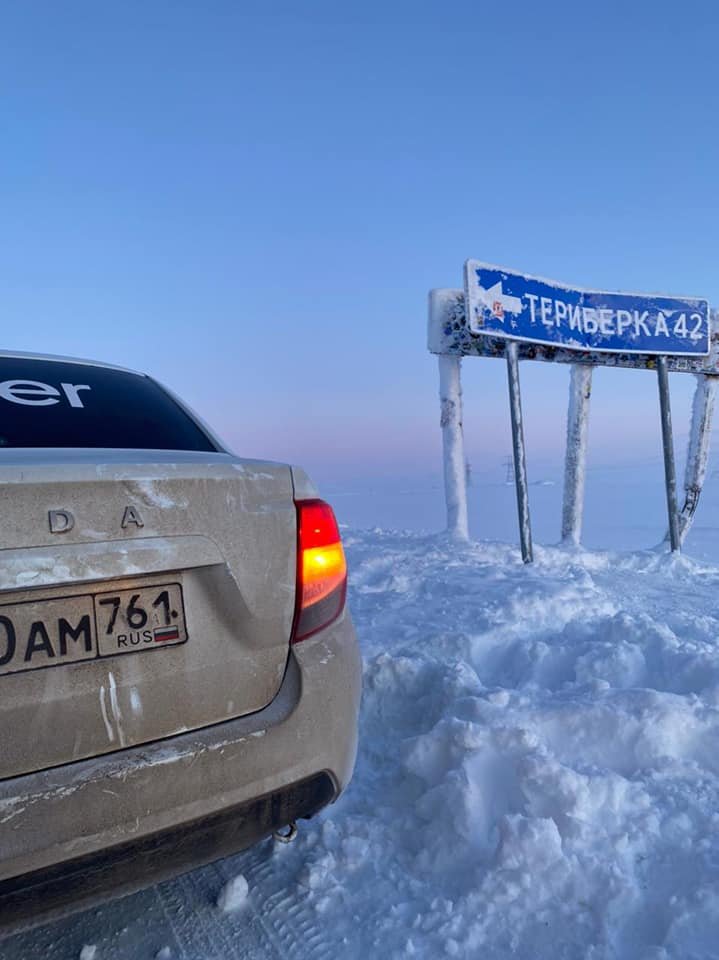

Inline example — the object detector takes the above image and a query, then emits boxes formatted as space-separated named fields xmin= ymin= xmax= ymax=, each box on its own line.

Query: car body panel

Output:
xmin=0 ymin=614 xmax=361 ymax=887
xmin=290 ymin=464 xmax=320 ymax=501
xmin=0 ymin=452 xmax=299 ymax=779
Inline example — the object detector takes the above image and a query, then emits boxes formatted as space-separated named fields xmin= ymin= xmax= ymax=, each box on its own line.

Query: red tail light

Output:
xmin=291 ymin=499 xmax=347 ymax=643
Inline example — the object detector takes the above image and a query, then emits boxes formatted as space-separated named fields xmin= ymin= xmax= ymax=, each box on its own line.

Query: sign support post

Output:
xmin=438 ymin=354 xmax=469 ymax=540
xmin=657 ymin=356 xmax=680 ymax=552
xmin=678 ymin=374 xmax=718 ymax=545
xmin=506 ymin=341 xmax=533 ymax=563
xmin=561 ymin=364 xmax=593 ymax=545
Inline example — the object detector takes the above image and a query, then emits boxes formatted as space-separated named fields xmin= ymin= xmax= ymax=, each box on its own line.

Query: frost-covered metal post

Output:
xmin=657 ymin=357 xmax=680 ymax=552
xmin=506 ymin=341 xmax=533 ymax=563
xmin=561 ymin=365 xmax=593 ymax=545
xmin=438 ymin=355 xmax=469 ymax=541
xmin=678 ymin=374 xmax=718 ymax=544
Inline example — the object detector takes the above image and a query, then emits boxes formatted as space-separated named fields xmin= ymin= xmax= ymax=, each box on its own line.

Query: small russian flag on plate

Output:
xmin=154 ymin=625 xmax=180 ymax=643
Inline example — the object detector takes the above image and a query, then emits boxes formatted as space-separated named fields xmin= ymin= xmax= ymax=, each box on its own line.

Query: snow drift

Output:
xmin=299 ymin=531 xmax=719 ymax=959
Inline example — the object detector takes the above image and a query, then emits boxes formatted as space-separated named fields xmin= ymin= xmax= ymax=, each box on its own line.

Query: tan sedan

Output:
xmin=0 ymin=352 xmax=361 ymax=933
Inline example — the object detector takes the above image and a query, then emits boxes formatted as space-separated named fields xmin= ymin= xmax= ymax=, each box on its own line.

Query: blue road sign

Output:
xmin=464 ymin=261 xmax=710 ymax=356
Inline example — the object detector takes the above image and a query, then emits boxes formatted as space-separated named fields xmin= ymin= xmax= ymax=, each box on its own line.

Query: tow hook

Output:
xmin=273 ymin=822 xmax=298 ymax=844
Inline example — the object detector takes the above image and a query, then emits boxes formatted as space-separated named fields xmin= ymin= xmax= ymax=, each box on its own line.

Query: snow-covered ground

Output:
xmin=6 ymin=493 xmax=719 ymax=959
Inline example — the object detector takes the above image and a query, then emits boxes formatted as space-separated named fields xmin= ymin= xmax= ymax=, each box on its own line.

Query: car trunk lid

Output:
xmin=0 ymin=451 xmax=297 ymax=780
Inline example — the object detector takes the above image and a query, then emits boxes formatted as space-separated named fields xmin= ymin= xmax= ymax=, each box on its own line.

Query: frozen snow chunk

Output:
xmin=487 ymin=689 xmax=510 ymax=707
xmin=299 ymin=852 xmax=337 ymax=890
xmin=79 ymin=947 xmax=97 ymax=960
xmin=573 ymin=631 xmax=647 ymax=689
xmin=402 ymin=716 xmax=485 ymax=785
xmin=497 ymin=814 xmax=564 ymax=871
xmin=216 ymin=874 xmax=249 ymax=912
xmin=155 ymin=949 xmax=172 ymax=960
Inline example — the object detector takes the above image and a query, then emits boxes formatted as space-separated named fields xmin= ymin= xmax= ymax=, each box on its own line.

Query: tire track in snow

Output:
xmin=0 ymin=834 xmax=330 ymax=960
xmin=234 ymin=843 xmax=334 ymax=960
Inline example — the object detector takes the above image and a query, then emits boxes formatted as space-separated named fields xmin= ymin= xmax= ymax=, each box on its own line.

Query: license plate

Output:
xmin=0 ymin=582 xmax=187 ymax=677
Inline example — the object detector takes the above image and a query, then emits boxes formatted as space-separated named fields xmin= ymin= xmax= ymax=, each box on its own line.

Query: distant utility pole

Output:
xmin=465 ymin=460 xmax=472 ymax=487
xmin=503 ymin=455 xmax=513 ymax=484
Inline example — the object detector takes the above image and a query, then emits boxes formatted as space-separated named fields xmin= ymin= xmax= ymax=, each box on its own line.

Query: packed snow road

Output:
xmin=6 ymin=528 xmax=719 ymax=959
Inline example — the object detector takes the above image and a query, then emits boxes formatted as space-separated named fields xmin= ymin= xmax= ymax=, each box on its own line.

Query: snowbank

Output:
xmin=292 ymin=531 xmax=719 ymax=959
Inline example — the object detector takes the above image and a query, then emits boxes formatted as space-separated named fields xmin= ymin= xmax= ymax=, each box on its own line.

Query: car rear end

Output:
xmin=0 ymin=354 xmax=361 ymax=933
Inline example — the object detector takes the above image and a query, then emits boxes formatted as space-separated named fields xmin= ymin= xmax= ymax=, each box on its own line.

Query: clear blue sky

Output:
xmin=2 ymin=1 xmax=717 ymax=483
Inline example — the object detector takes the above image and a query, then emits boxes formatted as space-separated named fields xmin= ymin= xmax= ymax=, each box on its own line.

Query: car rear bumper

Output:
xmin=0 ymin=613 xmax=361 ymax=934
xmin=0 ymin=773 xmax=335 ymax=935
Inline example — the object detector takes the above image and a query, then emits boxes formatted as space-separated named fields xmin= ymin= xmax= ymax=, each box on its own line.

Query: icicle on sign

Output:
xmin=428 ymin=261 xmax=718 ymax=561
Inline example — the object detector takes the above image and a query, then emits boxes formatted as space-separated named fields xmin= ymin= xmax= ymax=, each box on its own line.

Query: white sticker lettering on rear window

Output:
xmin=0 ymin=380 xmax=61 ymax=405
xmin=0 ymin=380 xmax=91 ymax=408
xmin=60 ymin=383 xmax=91 ymax=408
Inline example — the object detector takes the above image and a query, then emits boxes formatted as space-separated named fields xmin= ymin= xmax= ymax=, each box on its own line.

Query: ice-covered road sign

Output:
xmin=465 ymin=260 xmax=710 ymax=357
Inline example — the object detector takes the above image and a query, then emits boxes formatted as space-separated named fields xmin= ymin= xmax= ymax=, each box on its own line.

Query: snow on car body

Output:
xmin=0 ymin=352 xmax=361 ymax=932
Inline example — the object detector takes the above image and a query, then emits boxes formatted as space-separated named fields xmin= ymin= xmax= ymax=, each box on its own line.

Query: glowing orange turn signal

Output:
xmin=291 ymin=499 xmax=347 ymax=643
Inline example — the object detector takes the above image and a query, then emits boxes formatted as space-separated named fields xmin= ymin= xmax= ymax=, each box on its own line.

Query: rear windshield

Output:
xmin=0 ymin=358 xmax=217 ymax=451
